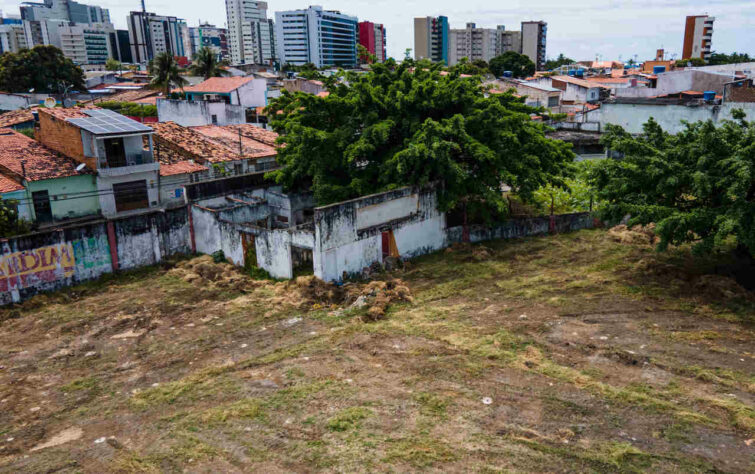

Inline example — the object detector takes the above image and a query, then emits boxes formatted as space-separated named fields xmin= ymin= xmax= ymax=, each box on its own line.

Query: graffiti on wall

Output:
xmin=71 ymin=237 xmax=111 ymax=270
xmin=0 ymin=243 xmax=76 ymax=292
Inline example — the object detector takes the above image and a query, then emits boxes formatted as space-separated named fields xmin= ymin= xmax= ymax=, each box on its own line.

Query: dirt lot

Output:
xmin=0 ymin=228 xmax=753 ymax=473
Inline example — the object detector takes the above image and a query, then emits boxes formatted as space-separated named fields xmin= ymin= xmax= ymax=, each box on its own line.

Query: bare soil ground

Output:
xmin=0 ymin=229 xmax=753 ymax=473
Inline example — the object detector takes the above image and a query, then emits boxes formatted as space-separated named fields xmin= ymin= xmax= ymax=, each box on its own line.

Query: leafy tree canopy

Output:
xmin=0 ymin=46 xmax=85 ymax=93
xmin=489 ymin=52 xmax=536 ymax=78
xmin=545 ymin=54 xmax=575 ymax=71
xmin=451 ymin=58 xmax=490 ymax=76
xmin=675 ymin=57 xmax=706 ymax=67
xmin=266 ymin=59 xmax=574 ymax=213
xmin=707 ymin=52 xmax=752 ymax=66
xmin=591 ymin=112 xmax=755 ymax=255
xmin=0 ymin=198 xmax=30 ymax=238
xmin=105 ymin=58 xmax=122 ymax=72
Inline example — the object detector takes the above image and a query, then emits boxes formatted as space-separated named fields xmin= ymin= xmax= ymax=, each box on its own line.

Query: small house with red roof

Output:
xmin=36 ymin=107 xmax=160 ymax=217
xmin=0 ymin=128 xmax=99 ymax=224
xmin=182 ymin=76 xmax=268 ymax=109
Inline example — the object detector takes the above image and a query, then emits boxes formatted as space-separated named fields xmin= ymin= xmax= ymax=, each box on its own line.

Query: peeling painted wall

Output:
xmin=0 ymin=207 xmax=192 ymax=305
xmin=446 ymin=213 xmax=594 ymax=244
xmin=313 ymin=187 xmax=446 ymax=282
xmin=191 ymin=205 xmax=246 ymax=266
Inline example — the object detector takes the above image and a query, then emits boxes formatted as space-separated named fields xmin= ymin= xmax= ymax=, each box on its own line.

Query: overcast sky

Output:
xmin=2 ymin=0 xmax=753 ymax=62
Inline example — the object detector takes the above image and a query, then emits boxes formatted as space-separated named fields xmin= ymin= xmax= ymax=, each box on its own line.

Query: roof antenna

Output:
xmin=141 ymin=0 xmax=146 ymax=13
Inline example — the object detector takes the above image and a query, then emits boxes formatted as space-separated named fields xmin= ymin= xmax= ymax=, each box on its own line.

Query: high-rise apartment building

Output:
xmin=414 ymin=16 xmax=449 ymax=63
xmin=114 ymin=29 xmax=133 ymax=63
xmin=496 ymin=26 xmax=521 ymax=55
xmin=58 ymin=22 xmax=113 ymax=64
xmin=127 ymin=10 xmax=188 ymax=63
xmin=448 ymin=22 xmax=497 ymax=66
xmin=275 ymin=6 xmax=358 ymax=68
xmin=358 ymin=21 xmax=386 ymax=63
xmin=682 ymin=15 xmax=714 ymax=61
xmin=189 ymin=23 xmax=229 ymax=62
xmin=19 ymin=0 xmax=110 ymax=24
xmin=225 ymin=0 xmax=275 ymax=65
xmin=0 ymin=16 xmax=27 ymax=54
xmin=521 ymin=20 xmax=547 ymax=70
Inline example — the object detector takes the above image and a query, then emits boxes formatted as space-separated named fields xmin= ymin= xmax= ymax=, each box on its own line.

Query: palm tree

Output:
xmin=149 ymin=52 xmax=188 ymax=96
xmin=190 ymin=47 xmax=229 ymax=80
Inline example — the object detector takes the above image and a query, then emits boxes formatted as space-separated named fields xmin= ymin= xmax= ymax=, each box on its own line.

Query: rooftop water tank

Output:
xmin=567 ymin=70 xmax=576 ymax=76
xmin=653 ymin=66 xmax=666 ymax=74
xmin=703 ymin=91 xmax=716 ymax=102
xmin=503 ymin=71 xmax=513 ymax=78
xmin=576 ymin=69 xmax=585 ymax=78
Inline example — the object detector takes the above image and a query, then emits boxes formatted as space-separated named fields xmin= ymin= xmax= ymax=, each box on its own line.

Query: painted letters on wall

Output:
xmin=0 ymin=243 xmax=75 ymax=292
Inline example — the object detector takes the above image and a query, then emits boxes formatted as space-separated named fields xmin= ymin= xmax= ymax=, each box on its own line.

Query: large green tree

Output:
xmin=675 ymin=57 xmax=706 ymax=67
xmin=266 ymin=59 xmax=573 ymax=213
xmin=708 ymin=52 xmax=752 ymax=66
xmin=545 ymin=54 xmax=575 ymax=71
xmin=0 ymin=198 xmax=30 ymax=238
xmin=189 ymin=47 xmax=229 ymax=79
xmin=591 ymin=112 xmax=755 ymax=255
xmin=148 ymin=52 xmax=188 ymax=96
xmin=0 ymin=45 xmax=85 ymax=93
xmin=489 ymin=52 xmax=536 ymax=78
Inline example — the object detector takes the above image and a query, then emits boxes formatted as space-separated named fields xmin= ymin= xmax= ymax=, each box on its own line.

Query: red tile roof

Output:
xmin=150 ymin=122 xmax=240 ymax=164
xmin=0 ymin=128 xmax=90 ymax=182
xmin=193 ymin=125 xmax=278 ymax=158
xmin=192 ymin=125 xmax=277 ymax=159
xmin=159 ymin=160 xmax=207 ymax=176
xmin=228 ymin=123 xmax=279 ymax=147
xmin=38 ymin=107 xmax=92 ymax=120
xmin=0 ymin=108 xmax=35 ymax=128
xmin=183 ymin=76 xmax=257 ymax=94
xmin=0 ymin=173 xmax=23 ymax=193
xmin=585 ymin=77 xmax=630 ymax=84
xmin=84 ymin=88 xmax=159 ymax=105
xmin=552 ymin=75 xmax=608 ymax=89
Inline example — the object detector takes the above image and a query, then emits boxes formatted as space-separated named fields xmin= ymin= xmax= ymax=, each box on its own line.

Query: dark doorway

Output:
xmin=32 ymin=190 xmax=53 ymax=223
xmin=382 ymin=230 xmax=398 ymax=259
xmin=113 ymin=180 xmax=149 ymax=212
xmin=292 ymin=246 xmax=314 ymax=277
xmin=104 ymin=138 xmax=127 ymax=168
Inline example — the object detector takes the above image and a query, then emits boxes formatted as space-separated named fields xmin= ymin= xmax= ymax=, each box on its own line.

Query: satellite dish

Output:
xmin=43 ymin=97 xmax=56 ymax=108
xmin=63 ymin=99 xmax=74 ymax=108
xmin=75 ymin=163 xmax=86 ymax=172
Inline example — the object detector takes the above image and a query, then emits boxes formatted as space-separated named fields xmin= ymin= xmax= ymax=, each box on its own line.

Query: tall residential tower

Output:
xmin=413 ymin=16 xmax=449 ymax=63
xmin=448 ymin=22 xmax=497 ymax=66
xmin=275 ymin=6 xmax=358 ymax=68
xmin=358 ymin=21 xmax=386 ymax=63
xmin=682 ymin=15 xmax=714 ymax=61
xmin=225 ymin=0 xmax=275 ymax=65
xmin=521 ymin=20 xmax=547 ymax=70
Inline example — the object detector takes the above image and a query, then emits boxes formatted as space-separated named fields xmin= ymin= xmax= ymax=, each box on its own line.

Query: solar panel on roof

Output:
xmin=65 ymin=109 xmax=152 ymax=135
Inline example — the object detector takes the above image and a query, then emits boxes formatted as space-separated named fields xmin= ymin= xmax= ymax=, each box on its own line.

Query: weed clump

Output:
xmin=608 ymin=224 xmax=658 ymax=245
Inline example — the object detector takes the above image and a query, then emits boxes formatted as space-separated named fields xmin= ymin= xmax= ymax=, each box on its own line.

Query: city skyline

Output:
xmin=1 ymin=0 xmax=753 ymax=63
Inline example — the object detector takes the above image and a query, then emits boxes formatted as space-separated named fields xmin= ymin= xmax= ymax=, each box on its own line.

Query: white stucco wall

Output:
xmin=236 ymin=78 xmax=268 ymax=108
xmin=191 ymin=205 xmax=245 ymax=265
xmin=313 ymin=187 xmax=446 ymax=282
xmin=0 ymin=93 xmax=31 ymax=111
xmin=157 ymin=99 xmax=245 ymax=127
xmin=599 ymin=101 xmax=755 ymax=134
xmin=97 ymin=168 xmax=160 ymax=217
